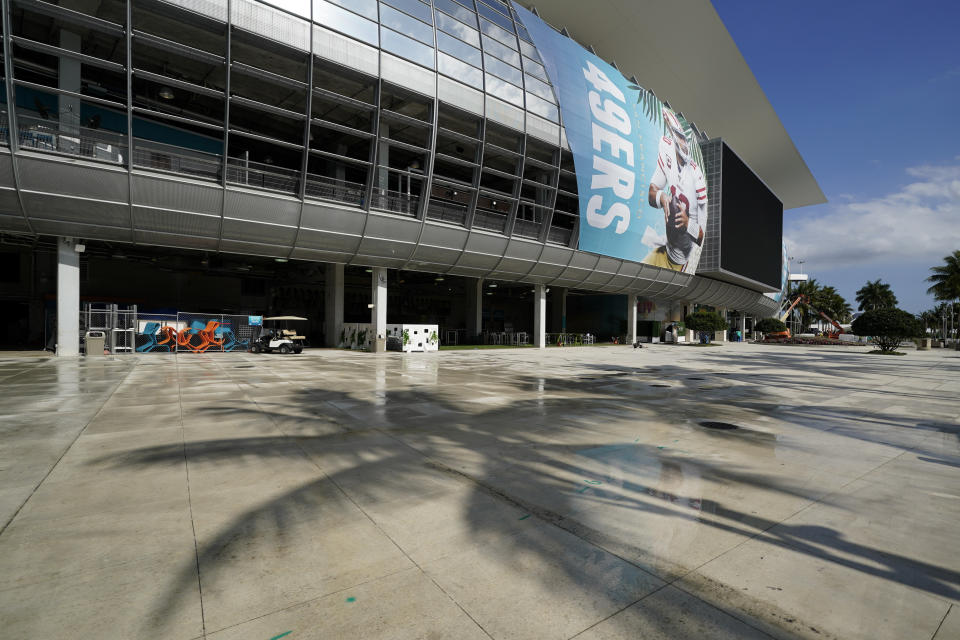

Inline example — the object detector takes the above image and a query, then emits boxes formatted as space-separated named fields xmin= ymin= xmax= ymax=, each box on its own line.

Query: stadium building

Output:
xmin=0 ymin=0 xmax=824 ymax=353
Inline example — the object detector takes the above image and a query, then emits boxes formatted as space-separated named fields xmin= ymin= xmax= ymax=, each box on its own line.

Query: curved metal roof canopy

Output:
xmin=529 ymin=0 xmax=825 ymax=210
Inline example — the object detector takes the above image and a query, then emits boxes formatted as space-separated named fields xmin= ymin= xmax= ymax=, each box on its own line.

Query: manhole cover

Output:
xmin=687 ymin=377 xmax=706 ymax=381
xmin=699 ymin=421 xmax=739 ymax=430
xmin=650 ymin=383 xmax=670 ymax=388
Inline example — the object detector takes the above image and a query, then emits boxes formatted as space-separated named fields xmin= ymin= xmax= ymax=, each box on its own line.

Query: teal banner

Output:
xmin=515 ymin=7 xmax=708 ymax=273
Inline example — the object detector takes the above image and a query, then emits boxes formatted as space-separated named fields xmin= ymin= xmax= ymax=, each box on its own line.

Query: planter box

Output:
xmin=340 ymin=322 xmax=372 ymax=350
xmin=387 ymin=324 xmax=439 ymax=352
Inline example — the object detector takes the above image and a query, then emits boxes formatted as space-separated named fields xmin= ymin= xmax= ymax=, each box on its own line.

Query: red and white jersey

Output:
xmin=651 ymin=136 xmax=708 ymax=267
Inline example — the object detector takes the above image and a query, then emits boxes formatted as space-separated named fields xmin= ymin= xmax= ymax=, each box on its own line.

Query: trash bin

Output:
xmin=372 ymin=337 xmax=387 ymax=353
xmin=85 ymin=330 xmax=106 ymax=356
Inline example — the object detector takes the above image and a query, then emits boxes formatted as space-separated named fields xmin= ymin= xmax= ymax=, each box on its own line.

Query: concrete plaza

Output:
xmin=0 ymin=343 xmax=958 ymax=640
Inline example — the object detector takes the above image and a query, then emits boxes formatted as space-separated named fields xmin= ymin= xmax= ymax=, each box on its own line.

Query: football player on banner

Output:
xmin=642 ymin=107 xmax=708 ymax=272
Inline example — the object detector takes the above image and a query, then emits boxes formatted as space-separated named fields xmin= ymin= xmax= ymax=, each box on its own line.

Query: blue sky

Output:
xmin=712 ymin=0 xmax=960 ymax=313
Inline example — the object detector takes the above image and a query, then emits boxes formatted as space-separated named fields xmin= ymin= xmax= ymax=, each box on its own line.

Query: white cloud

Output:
xmin=785 ymin=163 xmax=960 ymax=270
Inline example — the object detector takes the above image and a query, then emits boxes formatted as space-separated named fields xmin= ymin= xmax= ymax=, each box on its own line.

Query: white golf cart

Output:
xmin=250 ymin=316 xmax=307 ymax=354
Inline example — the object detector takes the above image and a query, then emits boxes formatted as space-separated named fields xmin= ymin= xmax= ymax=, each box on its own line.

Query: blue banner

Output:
xmin=515 ymin=7 xmax=708 ymax=273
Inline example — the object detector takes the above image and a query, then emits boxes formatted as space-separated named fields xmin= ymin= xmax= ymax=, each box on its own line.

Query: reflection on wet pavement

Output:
xmin=0 ymin=344 xmax=958 ymax=640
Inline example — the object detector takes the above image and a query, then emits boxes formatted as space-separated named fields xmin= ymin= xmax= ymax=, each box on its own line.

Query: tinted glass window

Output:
xmin=476 ymin=2 xmax=513 ymax=32
xmin=315 ymin=0 xmax=378 ymax=45
xmin=481 ymin=34 xmax=520 ymax=66
xmin=526 ymin=93 xmax=559 ymax=122
xmin=523 ymin=57 xmax=549 ymax=83
xmin=519 ymin=39 xmax=540 ymax=61
xmin=486 ymin=75 xmax=523 ymax=106
xmin=381 ymin=0 xmax=432 ymax=24
xmin=524 ymin=74 xmax=555 ymax=102
xmin=326 ymin=0 xmax=377 ymax=20
xmin=436 ymin=11 xmax=480 ymax=47
xmin=479 ymin=18 xmax=516 ymax=49
xmin=380 ymin=28 xmax=435 ymax=68
xmin=437 ymin=31 xmax=481 ymax=67
xmin=484 ymin=54 xmax=522 ymax=86
xmin=434 ymin=0 xmax=476 ymax=25
xmin=380 ymin=4 xmax=434 ymax=45
xmin=438 ymin=53 xmax=482 ymax=89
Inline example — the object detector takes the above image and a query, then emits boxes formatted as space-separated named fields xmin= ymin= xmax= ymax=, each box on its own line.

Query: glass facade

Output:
xmin=0 ymin=0 xmax=573 ymax=246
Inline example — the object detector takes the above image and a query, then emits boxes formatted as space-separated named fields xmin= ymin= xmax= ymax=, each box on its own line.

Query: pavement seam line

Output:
xmin=315 ymin=362 xmax=787 ymax=640
xmin=220 ymin=356 xmax=498 ymax=640
xmin=178 ymin=353 xmax=208 ymax=639
xmin=662 ymin=430 xmax=933 ymax=637
xmin=0 ymin=357 xmax=138 ymax=537
xmin=930 ymin=603 xmax=953 ymax=640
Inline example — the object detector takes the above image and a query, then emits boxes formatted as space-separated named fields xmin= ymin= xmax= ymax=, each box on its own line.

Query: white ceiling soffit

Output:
xmin=529 ymin=0 xmax=826 ymax=210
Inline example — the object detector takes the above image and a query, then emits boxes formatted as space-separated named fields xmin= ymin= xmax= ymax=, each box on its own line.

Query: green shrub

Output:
xmin=755 ymin=317 xmax=787 ymax=334
xmin=684 ymin=311 xmax=728 ymax=344
xmin=851 ymin=308 xmax=922 ymax=353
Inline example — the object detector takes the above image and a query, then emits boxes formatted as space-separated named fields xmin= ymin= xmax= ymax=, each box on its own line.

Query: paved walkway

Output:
xmin=1 ymin=344 xmax=958 ymax=640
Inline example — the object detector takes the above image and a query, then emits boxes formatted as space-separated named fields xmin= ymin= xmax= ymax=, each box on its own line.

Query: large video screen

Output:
xmin=720 ymin=144 xmax=783 ymax=288
xmin=516 ymin=7 xmax=708 ymax=274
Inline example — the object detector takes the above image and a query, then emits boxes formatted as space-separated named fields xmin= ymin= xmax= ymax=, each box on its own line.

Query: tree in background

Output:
xmin=755 ymin=317 xmax=787 ymax=334
xmin=921 ymin=301 xmax=960 ymax=341
xmin=684 ymin=310 xmax=728 ymax=344
xmin=818 ymin=286 xmax=853 ymax=324
xmin=852 ymin=308 xmax=922 ymax=354
xmin=788 ymin=279 xmax=853 ymax=329
xmin=926 ymin=250 xmax=960 ymax=303
xmin=855 ymin=279 xmax=898 ymax=311
xmin=790 ymin=278 xmax=821 ymax=329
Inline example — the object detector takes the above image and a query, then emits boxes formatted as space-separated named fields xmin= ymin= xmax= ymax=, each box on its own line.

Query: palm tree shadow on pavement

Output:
xmin=91 ymin=357 xmax=960 ymax=638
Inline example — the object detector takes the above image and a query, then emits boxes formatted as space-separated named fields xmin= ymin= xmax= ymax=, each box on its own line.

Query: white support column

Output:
xmin=324 ymin=263 xmax=344 ymax=347
xmin=371 ymin=267 xmax=387 ymax=351
xmin=627 ymin=293 xmax=637 ymax=345
xmin=57 ymin=237 xmax=80 ymax=357
xmin=718 ymin=308 xmax=728 ymax=342
xmin=533 ymin=283 xmax=546 ymax=348
xmin=466 ymin=277 xmax=483 ymax=339
xmin=740 ymin=314 xmax=747 ymax=339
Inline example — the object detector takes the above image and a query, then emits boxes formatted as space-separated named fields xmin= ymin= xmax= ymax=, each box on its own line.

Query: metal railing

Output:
xmin=547 ymin=225 xmax=573 ymax=245
xmin=133 ymin=144 xmax=222 ymax=181
xmin=370 ymin=188 xmax=419 ymax=217
xmin=473 ymin=209 xmax=507 ymax=233
xmin=513 ymin=218 xmax=542 ymax=239
xmin=304 ymin=174 xmax=365 ymax=206
xmin=226 ymin=157 xmax=300 ymax=194
xmin=17 ymin=117 xmax=127 ymax=164
xmin=426 ymin=199 xmax=468 ymax=225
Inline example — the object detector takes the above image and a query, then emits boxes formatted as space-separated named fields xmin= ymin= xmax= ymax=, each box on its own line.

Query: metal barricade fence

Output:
xmin=171 ymin=313 xmax=257 ymax=354
xmin=81 ymin=307 xmax=259 ymax=354
xmin=134 ymin=314 xmax=180 ymax=353
xmin=81 ymin=303 xmax=137 ymax=354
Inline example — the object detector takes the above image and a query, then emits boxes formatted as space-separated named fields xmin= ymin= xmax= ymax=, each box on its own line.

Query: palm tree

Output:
xmin=820 ymin=287 xmax=853 ymax=323
xmin=926 ymin=250 xmax=960 ymax=302
xmin=855 ymin=279 xmax=898 ymax=311
xmin=790 ymin=278 xmax=821 ymax=329
xmin=919 ymin=309 xmax=939 ymax=336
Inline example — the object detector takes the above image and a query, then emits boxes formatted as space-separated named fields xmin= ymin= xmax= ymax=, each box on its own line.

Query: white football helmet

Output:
xmin=662 ymin=106 xmax=690 ymax=164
